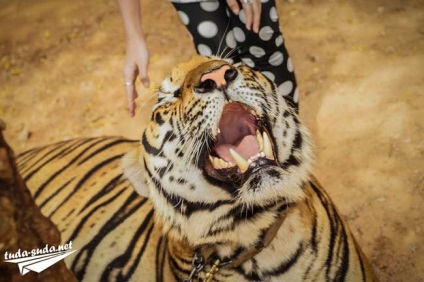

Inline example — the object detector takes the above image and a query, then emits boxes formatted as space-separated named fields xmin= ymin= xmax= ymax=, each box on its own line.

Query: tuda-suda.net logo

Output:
xmin=3 ymin=241 xmax=76 ymax=275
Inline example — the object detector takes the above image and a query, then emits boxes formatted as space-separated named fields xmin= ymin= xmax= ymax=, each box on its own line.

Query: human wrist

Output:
xmin=126 ymin=33 xmax=146 ymax=45
xmin=126 ymin=36 xmax=148 ymax=54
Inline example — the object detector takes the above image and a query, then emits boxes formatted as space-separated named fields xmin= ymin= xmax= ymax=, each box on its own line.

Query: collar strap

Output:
xmin=225 ymin=206 xmax=289 ymax=268
xmin=186 ymin=207 xmax=290 ymax=281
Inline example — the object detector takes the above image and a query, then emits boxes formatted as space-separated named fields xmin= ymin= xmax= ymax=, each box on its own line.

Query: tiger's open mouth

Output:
xmin=204 ymin=102 xmax=279 ymax=184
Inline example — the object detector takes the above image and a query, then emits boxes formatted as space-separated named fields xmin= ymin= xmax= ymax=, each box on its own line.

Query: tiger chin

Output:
xmin=123 ymin=56 xmax=377 ymax=281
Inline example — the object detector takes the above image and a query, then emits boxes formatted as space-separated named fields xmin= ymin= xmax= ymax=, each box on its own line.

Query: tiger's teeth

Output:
xmin=227 ymin=161 xmax=236 ymax=168
xmin=256 ymin=130 xmax=263 ymax=151
xmin=210 ymin=155 xmax=236 ymax=170
xmin=217 ymin=128 xmax=221 ymax=134
xmin=229 ymin=149 xmax=249 ymax=173
xmin=213 ymin=157 xmax=221 ymax=169
xmin=262 ymin=131 xmax=274 ymax=160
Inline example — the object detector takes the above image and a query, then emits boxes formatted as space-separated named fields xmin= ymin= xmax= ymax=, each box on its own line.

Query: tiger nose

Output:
xmin=200 ymin=65 xmax=238 ymax=89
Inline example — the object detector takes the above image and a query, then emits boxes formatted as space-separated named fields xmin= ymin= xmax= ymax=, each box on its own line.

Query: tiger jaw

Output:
xmin=208 ymin=130 xmax=274 ymax=172
xmin=204 ymin=102 xmax=280 ymax=185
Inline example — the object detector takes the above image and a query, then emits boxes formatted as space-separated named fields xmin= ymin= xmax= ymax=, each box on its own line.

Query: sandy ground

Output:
xmin=1 ymin=0 xmax=423 ymax=281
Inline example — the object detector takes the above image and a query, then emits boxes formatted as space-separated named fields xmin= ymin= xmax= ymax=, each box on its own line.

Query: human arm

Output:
xmin=117 ymin=0 xmax=150 ymax=116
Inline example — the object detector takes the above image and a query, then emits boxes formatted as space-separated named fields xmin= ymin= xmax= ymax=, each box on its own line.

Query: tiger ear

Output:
xmin=122 ymin=147 xmax=149 ymax=197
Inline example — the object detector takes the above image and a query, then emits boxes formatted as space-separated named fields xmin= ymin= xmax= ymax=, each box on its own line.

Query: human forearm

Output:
xmin=117 ymin=0 xmax=150 ymax=117
xmin=117 ymin=0 xmax=144 ymax=42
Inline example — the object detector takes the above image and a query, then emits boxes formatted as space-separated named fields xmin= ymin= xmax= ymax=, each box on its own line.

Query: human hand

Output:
xmin=123 ymin=38 xmax=150 ymax=117
xmin=226 ymin=0 xmax=262 ymax=33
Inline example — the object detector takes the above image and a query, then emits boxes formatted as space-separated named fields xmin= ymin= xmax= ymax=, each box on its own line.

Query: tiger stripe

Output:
xmin=18 ymin=137 xmax=175 ymax=281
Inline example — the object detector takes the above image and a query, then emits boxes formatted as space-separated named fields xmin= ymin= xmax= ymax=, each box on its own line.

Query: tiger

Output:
xmin=17 ymin=55 xmax=377 ymax=281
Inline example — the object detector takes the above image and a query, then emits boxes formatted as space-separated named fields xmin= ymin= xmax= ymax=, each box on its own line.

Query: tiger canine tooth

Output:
xmin=229 ymin=149 xmax=249 ymax=173
xmin=256 ymin=130 xmax=264 ymax=150
xmin=262 ymin=132 xmax=274 ymax=160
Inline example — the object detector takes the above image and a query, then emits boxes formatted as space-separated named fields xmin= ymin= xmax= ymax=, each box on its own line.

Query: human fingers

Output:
xmin=226 ymin=0 xmax=240 ymax=15
xmin=240 ymin=0 xmax=253 ymax=31
xmin=123 ymin=63 xmax=139 ymax=116
xmin=125 ymin=81 xmax=138 ymax=117
xmin=134 ymin=41 xmax=150 ymax=88
xmin=137 ymin=59 xmax=150 ymax=88
xmin=251 ymin=0 xmax=262 ymax=33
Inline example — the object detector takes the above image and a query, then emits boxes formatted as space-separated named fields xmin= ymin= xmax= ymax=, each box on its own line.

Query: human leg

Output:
xmin=226 ymin=0 xmax=298 ymax=108
xmin=172 ymin=0 xmax=298 ymax=109
xmin=172 ymin=1 xmax=237 ymax=60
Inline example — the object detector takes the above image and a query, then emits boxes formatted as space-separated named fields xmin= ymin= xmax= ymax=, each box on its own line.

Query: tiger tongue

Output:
xmin=214 ymin=135 xmax=260 ymax=163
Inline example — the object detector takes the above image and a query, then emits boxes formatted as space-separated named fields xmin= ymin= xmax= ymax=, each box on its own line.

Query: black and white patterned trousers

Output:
xmin=172 ymin=0 xmax=298 ymax=108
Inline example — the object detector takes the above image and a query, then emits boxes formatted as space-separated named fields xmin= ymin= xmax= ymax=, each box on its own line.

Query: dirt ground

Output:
xmin=0 ymin=0 xmax=423 ymax=281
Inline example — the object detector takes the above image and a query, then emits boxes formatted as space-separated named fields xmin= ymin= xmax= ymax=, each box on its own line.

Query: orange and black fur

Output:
xmin=18 ymin=56 xmax=376 ymax=281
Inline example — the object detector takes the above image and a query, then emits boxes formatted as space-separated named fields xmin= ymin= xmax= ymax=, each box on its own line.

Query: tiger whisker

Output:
xmin=216 ymin=19 xmax=232 ymax=59
xmin=154 ymin=123 xmax=193 ymax=159
xmin=181 ymin=135 xmax=199 ymax=166
xmin=173 ymin=198 xmax=183 ymax=208
xmin=132 ymin=88 xmax=159 ymax=103
xmin=133 ymin=89 xmax=160 ymax=114
xmin=223 ymin=46 xmax=242 ymax=60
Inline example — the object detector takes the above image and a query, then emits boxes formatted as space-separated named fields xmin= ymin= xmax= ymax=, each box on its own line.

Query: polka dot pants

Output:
xmin=172 ymin=0 xmax=298 ymax=109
